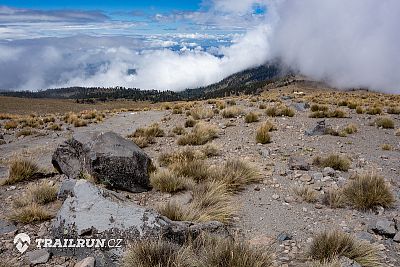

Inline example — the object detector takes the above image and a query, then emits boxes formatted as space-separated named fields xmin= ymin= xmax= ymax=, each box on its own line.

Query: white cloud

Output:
xmin=268 ymin=0 xmax=400 ymax=93
xmin=0 ymin=1 xmax=399 ymax=93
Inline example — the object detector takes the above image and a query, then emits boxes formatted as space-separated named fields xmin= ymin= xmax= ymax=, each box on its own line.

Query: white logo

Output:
xmin=14 ymin=233 xmax=31 ymax=254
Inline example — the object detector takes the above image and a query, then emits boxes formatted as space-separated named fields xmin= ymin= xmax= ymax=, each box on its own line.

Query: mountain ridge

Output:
xmin=0 ymin=63 xmax=289 ymax=101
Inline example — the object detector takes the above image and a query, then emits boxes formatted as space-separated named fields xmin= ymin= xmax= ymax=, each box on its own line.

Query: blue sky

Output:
xmin=0 ymin=0 xmax=202 ymax=12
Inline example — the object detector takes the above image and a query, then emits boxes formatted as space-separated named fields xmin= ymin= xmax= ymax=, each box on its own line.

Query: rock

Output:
xmin=305 ymin=120 xmax=327 ymax=136
xmin=375 ymin=206 xmax=385 ymax=216
xmin=371 ymin=219 xmax=396 ymax=237
xmin=355 ymin=231 xmax=375 ymax=243
xmin=394 ymin=215 xmax=400 ymax=229
xmin=0 ymin=133 xmax=3 ymax=139
xmin=284 ymin=196 xmax=295 ymax=203
xmin=259 ymin=148 xmax=270 ymax=157
xmin=339 ymin=256 xmax=362 ymax=267
xmin=74 ymin=257 xmax=95 ymax=267
xmin=288 ymin=157 xmax=310 ymax=171
xmin=292 ymin=102 xmax=308 ymax=112
xmin=300 ymin=174 xmax=312 ymax=182
xmin=26 ymin=249 xmax=50 ymax=265
xmin=315 ymin=204 xmax=323 ymax=209
xmin=312 ymin=172 xmax=323 ymax=181
xmin=277 ymin=232 xmax=292 ymax=242
xmin=337 ymin=177 xmax=347 ymax=187
xmin=52 ymin=131 xmax=153 ymax=193
xmin=272 ymin=194 xmax=280 ymax=200
xmin=323 ymin=167 xmax=335 ymax=177
xmin=57 ymin=179 xmax=77 ymax=200
xmin=281 ymin=95 xmax=292 ymax=100
xmin=0 ymin=219 xmax=17 ymax=234
xmin=52 ymin=180 xmax=228 ymax=266
xmin=393 ymin=232 xmax=400 ymax=243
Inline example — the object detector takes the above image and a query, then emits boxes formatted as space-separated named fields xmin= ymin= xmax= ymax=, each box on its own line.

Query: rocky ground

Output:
xmin=0 ymin=84 xmax=399 ymax=266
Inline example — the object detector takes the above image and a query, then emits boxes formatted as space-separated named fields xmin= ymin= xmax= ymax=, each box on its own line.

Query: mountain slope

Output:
xmin=0 ymin=63 xmax=288 ymax=101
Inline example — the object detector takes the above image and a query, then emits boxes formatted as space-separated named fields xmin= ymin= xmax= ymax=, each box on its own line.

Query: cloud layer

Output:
xmin=0 ymin=1 xmax=399 ymax=93
xmin=270 ymin=0 xmax=400 ymax=93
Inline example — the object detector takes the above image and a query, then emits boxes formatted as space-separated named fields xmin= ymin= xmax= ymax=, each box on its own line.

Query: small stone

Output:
xmin=254 ymin=186 xmax=261 ymax=191
xmin=393 ymin=232 xmax=400 ymax=243
xmin=0 ymin=219 xmax=17 ymax=234
xmin=300 ymin=174 xmax=312 ymax=182
xmin=312 ymin=172 xmax=323 ymax=181
xmin=288 ymin=157 xmax=310 ymax=171
xmin=272 ymin=194 xmax=280 ymax=200
xmin=377 ymin=244 xmax=386 ymax=251
xmin=259 ymin=148 xmax=270 ymax=157
xmin=277 ymin=232 xmax=292 ymax=242
xmin=321 ymin=176 xmax=332 ymax=182
xmin=371 ymin=219 xmax=396 ymax=237
xmin=355 ymin=232 xmax=375 ymax=243
xmin=323 ymin=167 xmax=335 ymax=177
xmin=284 ymin=196 xmax=295 ymax=203
xmin=339 ymin=256 xmax=362 ymax=267
xmin=74 ymin=257 xmax=95 ymax=267
xmin=26 ymin=249 xmax=50 ymax=265
xmin=375 ymin=206 xmax=384 ymax=216
xmin=315 ymin=204 xmax=323 ymax=209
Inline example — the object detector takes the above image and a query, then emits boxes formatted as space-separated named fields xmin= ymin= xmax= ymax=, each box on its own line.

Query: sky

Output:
xmin=1 ymin=1 xmax=201 ymax=11
xmin=0 ymin=0 xmax=399 ymax=93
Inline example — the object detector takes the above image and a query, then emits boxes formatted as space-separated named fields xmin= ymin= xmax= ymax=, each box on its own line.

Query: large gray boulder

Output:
xmin=52 ymin=131 xmax=152 ymax=193
xmin=52 ymin=180 xmax=228 ymax=266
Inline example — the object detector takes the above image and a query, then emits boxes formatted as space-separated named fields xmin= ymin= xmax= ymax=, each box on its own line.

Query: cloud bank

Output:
xmin=0 ymin=1 xmax=399 ymax=93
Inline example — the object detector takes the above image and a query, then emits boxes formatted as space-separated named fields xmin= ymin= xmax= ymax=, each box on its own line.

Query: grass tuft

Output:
xmin=214 ymin=159 xmax=261 ymax=192
xmin=244 ymin=112 xmax=260 ymax=123
xmin=159 ymin=148 xmax=205 ymax=167
xmin=313 ymin=154 xmax=351 ymax=171
xmin=343 ymin=173 xmax=395 ymax=211
xmin=123 ymin=239 xmax=192 ymax=267
xmin=343 ymin=123 xmax=358 ymax=134
xmin=150 ymin=169 xmax=194 ymax=193
xmin=184 ymin=118 xmax=197 ymax=128
xmin=190 ymin=107 xmax=214 ymax=120
xmin=374 ymin=117 xmax=395 ymax=129
xmin=293 ymin=186 xmax=318 ymax=203
xmin=9 ymin=203 xmax=52 ymax=224
xmin=3 ymin=159 xmax=39 ymax=185
xmin=256 ymin=122 xmax=275 ymax=144
xmin=177 ymin=122 xmax=218 ymax=146
xmin=172 ymin=126 xmax=186 ymax=135
xmin=308 ymin=230 xmax=382 ymax=267
xmin=221 ymin=107 xmax=243 ymax=118
xmin=322 ymin=189 xmax=345 ymax=208
xmin=170 ymin=160 xmax=211 ymax=183
xmin=381 ymin=144 xmax=392 ymax=151
xmin=266 ymin=105 xmax=295 ymax=117
xmin=159 ymin=180 xmax=235 ymax=224
xmin=26 ymin=181 xmax=58 ymax=205
xmin=123 ymin=234 xmax=273 ymax=267
xmin=193 ymin=233 xmax=273 ymax=267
